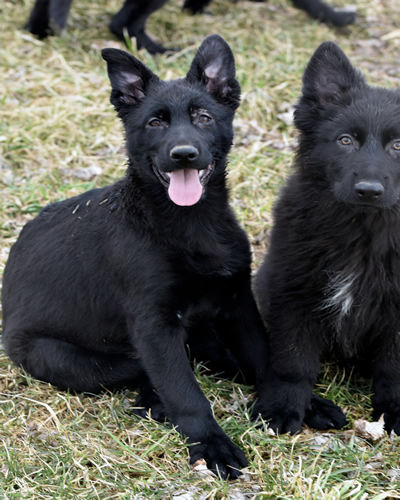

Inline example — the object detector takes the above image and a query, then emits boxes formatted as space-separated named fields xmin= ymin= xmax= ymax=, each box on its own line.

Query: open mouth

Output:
xmin=152 ymin=162 xmax=215 ymax=206
xmin=153 ymin=163 xmax=214 ymax=188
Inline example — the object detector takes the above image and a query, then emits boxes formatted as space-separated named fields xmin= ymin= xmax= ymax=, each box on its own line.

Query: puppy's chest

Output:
xmin=320 ymin=256 xmax=400 ymax=335
xmin=322 ymin=269 xmax=358 ymax=312
xmin=172 ymin=240 xmax=248 ymax=278
xmin=174 ymin=272 xmax=237 ymax=322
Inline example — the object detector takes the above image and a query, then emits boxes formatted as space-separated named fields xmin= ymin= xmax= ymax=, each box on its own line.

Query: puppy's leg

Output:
xmin=25 ymin=0 xmax=73 ymax=38
xmin=215 ymin=284 xmax=322 ymax=433
xmin=109 ymin=0 xmax=171 ymax=54
xmin=49 ymin=0 xmax=74 ymax=32
xmin=25 ymin=0 xmax=51 ymax=38
xmin=212 ymin=279 xmax=306 ymax=429
xmin=290 ymin=0 xmax=356 ymax=27
xmin=253 ymin=304 xmax=325 ymax=434
xmin=133 ymin=323 xmax=242 ymax=422
xmin=181 ymin=0 xmax=212 ymax=15
xmin=132 ymin=315 xmax=247 ymax=479
xmin=3 ymin=331 xmax=142 ymax=393
xmin=213 ymin=279 xmax=269 ymax=387
xmin=254 ymin=343 xmax=319 ymax=434
xmin=304 ymin=395 xmax=347 ymax=430
xmin=212 ymin=278 xmax=337 ymax=432
xmin=187 ymin=322 xmax=241 ymax=380
xmin=211 ymin=283 xmax=343 ymax=432
xmin=372 ymin=343 xmax=400 ymax=435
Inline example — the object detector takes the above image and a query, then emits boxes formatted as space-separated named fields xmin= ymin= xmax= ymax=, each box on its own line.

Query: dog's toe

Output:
xmin=304 ymin=395 xmax=347 ymax=430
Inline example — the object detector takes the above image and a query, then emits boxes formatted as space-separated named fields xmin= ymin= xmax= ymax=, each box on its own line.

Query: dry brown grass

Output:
xmin=2 ymin=0 xmax=400 ymax=497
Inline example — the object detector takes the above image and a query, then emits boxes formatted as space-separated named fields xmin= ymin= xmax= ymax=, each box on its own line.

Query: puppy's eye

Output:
xmin=199 ymin=114 xmax=212 ymax=123
xmin=393 ymin=141 xmax=400 ymax=151
xmin=148 ymin=118 xmax=161 ymax=127
xmin=339 ymin=135 xmax=353 ymax=146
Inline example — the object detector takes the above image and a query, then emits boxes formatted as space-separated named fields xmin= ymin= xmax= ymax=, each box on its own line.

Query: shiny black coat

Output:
xmin=255 ymin=41 xmax=400 ymax=435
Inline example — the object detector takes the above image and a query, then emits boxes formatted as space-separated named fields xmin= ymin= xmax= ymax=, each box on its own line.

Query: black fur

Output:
xmin=25 ymin=0 xmax=355 ymax=55
xmin=255 ymin=41 xmax=400 ymax=435
xmin=1 ymin=35 xmax=274 ymax=479
xmin=290 ymin=0 xmax=355 ymax=27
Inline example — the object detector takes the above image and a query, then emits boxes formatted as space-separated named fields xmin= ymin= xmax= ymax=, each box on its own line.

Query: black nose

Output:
xmin=170 ymin=145 xmax=199 ymax=164
xmin=354 ymin=181 xmax=384 ymax=202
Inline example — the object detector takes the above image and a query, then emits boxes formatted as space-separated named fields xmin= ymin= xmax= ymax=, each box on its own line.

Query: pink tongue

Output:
xmin=168 ymin=169 xmax=203 ymax=206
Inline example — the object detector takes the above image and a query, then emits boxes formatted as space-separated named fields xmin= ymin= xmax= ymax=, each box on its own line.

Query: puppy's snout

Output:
xmin=354 ymin=181 xmax=384 ymax=202
xmin=170 ymin=145 xmax=199 ymax=164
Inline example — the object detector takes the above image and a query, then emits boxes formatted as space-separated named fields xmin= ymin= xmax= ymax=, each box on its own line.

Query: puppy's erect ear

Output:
xmin=186 ymin=34 xmax=241 ymax=110
xmin=300 ymin=41 xmax=366 ymax=108
xmin=295 ymin=42 xmax=367 ymax=134
xmin=102 ymin=48 xmax=159 ymax=111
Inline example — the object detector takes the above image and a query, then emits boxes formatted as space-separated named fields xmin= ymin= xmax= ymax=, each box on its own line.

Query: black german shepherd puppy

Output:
xmin=2 ymin=34 xmax=271 ymax=479
xmin=26 ymin=0 xmax=355 ymax=54
xmin=255 ymin=41 xmax=400 ymax=436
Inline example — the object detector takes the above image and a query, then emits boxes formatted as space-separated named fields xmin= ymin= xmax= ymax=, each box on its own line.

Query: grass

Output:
xmin=1 ymin=0 xmax=400 ymax=497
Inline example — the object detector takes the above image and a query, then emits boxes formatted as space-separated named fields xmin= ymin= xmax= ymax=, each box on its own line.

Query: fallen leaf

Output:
xmin=354 ymin=414 xmax=385 ymax=441
xmin=277 ymin=109 xmax=294 ymax=127
xmin=364 ymin=461 xmax=383 ymax=471
xmin=238 ymin=467 xmax=252 ymax=482
xmin=387 ymin=468 xmax=400 ymax=482
xmin=192 ymin=459 xmax=217 ymax=478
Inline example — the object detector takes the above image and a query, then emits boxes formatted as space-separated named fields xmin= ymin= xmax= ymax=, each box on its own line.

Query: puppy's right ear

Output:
xmin=102 ymin=48 xmax=159 ymax=111
xmin=186 ymin=34 xmax=241 ymax=110
xmin=295 ymin=41 xmax=366 ymax=133
xmin=301 ymin=41 xmax=365 ymax=108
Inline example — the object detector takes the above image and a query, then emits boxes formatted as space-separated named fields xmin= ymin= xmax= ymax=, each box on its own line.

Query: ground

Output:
xmin=1 ymin=0 xmax=400 ymax=498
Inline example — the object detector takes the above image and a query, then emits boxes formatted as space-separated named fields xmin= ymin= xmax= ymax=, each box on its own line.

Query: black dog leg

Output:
xmin=25 ymin=0 xmax=73 ymax=38
xmin=3 ymin=332 xmax=142 ymax=393
xmin=109 ymin=0 xmax=171 ymax=54
xmin=181 ymin=0 xmax=212 ymax=15
xmin=372 ymin=344 xmax=400 ymax=435
xmin=214 ymin=280 xmax=269 ymax=387
xmin=132 ymin=316 xmax=247 ymax=479
xmin=25 ymin=0 xmax=52 ymax=38
xmin=253 ymin=318 xmax=322 ymax=434
xmin=291 ymin=0 xmax=355 ymax=27
xmin=206 ymin=280 xmax=346 ymax=432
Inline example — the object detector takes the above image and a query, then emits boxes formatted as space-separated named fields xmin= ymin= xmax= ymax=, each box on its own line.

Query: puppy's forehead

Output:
xmin=148 ymin=78 xmax=215 ymax=107
xmin=338 ymin=87 xmax=400 ymax=134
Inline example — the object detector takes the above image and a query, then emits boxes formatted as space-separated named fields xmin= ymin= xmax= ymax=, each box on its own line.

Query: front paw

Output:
xmin=304 ymin=395 xmax=347 ymax=430
xmin=252 ymin=399 xmax=304 ymax=435
xmin=373 ymin=404 xmax=400 ymax=435
xmin=188 ymin=430 xmax=247 ymax=480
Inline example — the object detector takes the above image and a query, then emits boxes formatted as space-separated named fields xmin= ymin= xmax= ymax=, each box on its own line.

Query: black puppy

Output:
xmin=255 ymin=41 xmax=400 ymax=435
xmin=26 ymin=0 xmax=356 ymax=55
xmin=2 ymin=35 xmax=271 ymax=479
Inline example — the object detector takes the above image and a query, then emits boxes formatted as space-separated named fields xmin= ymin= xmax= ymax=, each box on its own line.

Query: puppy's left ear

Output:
xmin=102 ymin=48 xmax=159 ymax=113
xmin=186 ymin=34 xmax=241 ymax=110
xmin=295 ymin=41 xmax=366 ymax=134
xmin=300 ymin=41 xmax=366 ymax=109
